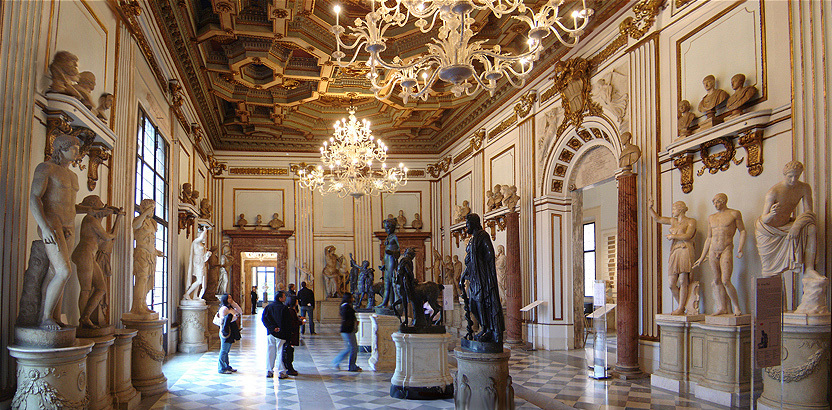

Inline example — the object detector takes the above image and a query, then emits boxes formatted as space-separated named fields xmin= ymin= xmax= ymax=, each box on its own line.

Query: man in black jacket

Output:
xmin=297 ymin=282 xmax=316 ymax=335
xmin=262 ymin=291 xmax=291 ymax=378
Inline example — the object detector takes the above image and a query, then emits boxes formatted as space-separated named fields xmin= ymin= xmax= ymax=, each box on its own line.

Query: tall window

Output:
xmin=135 ymin=108 xmax=170 ymax=316
xmin=583 ymin=222 xmax=597 ymax=298
xmin=255 ymin=266 xmax=276 ymax=303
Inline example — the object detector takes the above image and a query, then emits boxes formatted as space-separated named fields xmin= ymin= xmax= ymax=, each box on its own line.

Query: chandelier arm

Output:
xmin=369 ymin=51 xmax=440 ymax=72
xmin=333 ymin=27 xmax=371 ymax=52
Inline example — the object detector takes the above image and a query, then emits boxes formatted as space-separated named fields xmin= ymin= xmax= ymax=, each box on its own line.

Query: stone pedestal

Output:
xmin=651 ymin=315 xmax=702 ymax=392
xmin=84 ymin=335 xmax=115 ymax=410
xmin=369 ymin=313 xmax=400 ymax=372
xmin=357 ymin=311 xmax=373 ymax=349
xmin=453 ymin=348 xmax=513 ymax=409
xmin=122 ymin=317 xmax=168 ymax=395
xmin=110 ymin=329 xmax=140 ymax=410
xmin=206 ymin=300 xmax=220 ymax=345
xmin=178 ymin=302 xmax=208 ymax=353
xmin=8 ymin=340 xmax=94 ymax=409
xmin=320 ymin=298 xmax=341 ymax=324
xmin=691 ymin=322 xmax=755 ymax=407
xmin=390 ymin=332 xmax=453 ymax=399
xmin=757 ymin=319 xmax=830 ymax=410
xmin=615 ymin=171 xmax=642 ymax=378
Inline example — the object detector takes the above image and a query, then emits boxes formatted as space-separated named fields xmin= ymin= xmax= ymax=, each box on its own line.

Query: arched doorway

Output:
xmin=532 ymin=117 xmax=621 ymax=350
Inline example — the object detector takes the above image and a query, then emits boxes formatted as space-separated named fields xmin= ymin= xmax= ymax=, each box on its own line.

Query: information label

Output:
xmin=593 ymin=280 xmax=606 ymax=307
xmin=755 ymin=276 xmax=782 ymax=368
xmin=443 ymin=286 xmax=454 ymax=311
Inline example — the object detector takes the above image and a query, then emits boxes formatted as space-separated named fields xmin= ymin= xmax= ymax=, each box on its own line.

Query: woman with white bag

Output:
xmin=217 ymin=294 xmax=241 ymax=374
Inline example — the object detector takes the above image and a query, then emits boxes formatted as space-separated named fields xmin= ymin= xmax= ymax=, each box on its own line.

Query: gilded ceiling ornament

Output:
xmin=551 ymin=58 xmax=602 ymax=136
xmin=208 ymin=155 xmax=227 ymax=176
xmin=427 ymin=156 xmax=452 ymax=178
xmin=513 ymin=91 xmax=538 ymax=118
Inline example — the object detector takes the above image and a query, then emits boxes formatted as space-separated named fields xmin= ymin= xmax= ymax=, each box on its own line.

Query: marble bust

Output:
xmin=268 ymin=213 xmax=284 ymax=229
xmin=411 ymin=213 xmax=423 ymax=230
xmin=618 ymin=132 xmax=641 ymax=170
xmin=724 ymin=73 xmax=757 ymax=119
xmin=236 ymin=213 xmax=247 ymax=229
xmin=396 ymin=210 xmax=407 ymax=229
xmin=48 ymin=51 xmax=81 ymax=98
xmin=677 ymin=100 xmax=696 ymax=139
xmin=94 ymin=93 xmax=114 ymax=123
xmin=75 ymin=71 xmax=96 ymax=109
xmin=697 ymin=75 xmax=729 ymax=129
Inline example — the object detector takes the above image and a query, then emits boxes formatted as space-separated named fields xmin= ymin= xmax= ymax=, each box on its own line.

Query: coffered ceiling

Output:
xmin=148 ymin=0 xmax=626 ymax=154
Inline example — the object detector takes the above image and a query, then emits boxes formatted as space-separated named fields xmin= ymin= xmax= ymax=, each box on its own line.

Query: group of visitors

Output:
xmin=216 ymin=281 xmax=361 ymax=377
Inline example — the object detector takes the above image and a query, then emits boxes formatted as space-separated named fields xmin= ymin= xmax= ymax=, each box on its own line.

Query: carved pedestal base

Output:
xmin=390 ymin=332 xmax=453 ymax=399
xmin=690 ymin=322 xmax=756 ymax=407
xmin=369 ymin=313 xmax=399 ymax=372
xmin=651 ymin=315 xmax=704 ymax=392
xmin=453 ymin=348 xmax=513 ymax=409
xmin=178 ymin=303 xmax=208 ymax=353
xmin=320 ymin=298 xmax=341 ymax=324
xmin=110 ymin=329 xmax=140 ymax=410
xmin=356 ymin=312 xmax=373 ymax=349
xmin=84 ymin=335 xmax=115 ymax=410
xmin=122 ymin=317 xmax=167 ymax=396
xmin=8 ymin=340 xmax=94 ymax=409
xmin=757 ymin=320 xmax=830 ymax=410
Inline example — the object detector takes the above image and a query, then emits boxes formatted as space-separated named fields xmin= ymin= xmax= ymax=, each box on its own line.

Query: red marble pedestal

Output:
xmin=615 ymin=171 xmax=643 ymax=378
xmin=504 ymin=211 xmax=523 ymax=345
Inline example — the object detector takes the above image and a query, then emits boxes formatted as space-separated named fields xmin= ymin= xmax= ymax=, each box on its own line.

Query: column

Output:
xmin=615 ymin=170 xmax=642 ymax=378
xmin=504 ymin=211 xmax=523 ymax=345
xmin=517 ymin=117 xmax=536 ymax=327
xmin=0 ymin=0 xmax=47 ymax=401
xmin=294 ymin=181 xmax=314 ymax=282
xmin=353 ymin=195 xmax=373 ymax=262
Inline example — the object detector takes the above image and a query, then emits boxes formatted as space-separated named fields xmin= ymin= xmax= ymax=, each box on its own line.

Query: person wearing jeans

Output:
xmin=331 ymin=293 xmax=361 ymax=372
xmin=217 ymin=294 xmax=240 ymax=374
xmin=262 ymin=291 xmax=291 ymax=379
xmin=297 ymin=281 xmax=316 ymax=334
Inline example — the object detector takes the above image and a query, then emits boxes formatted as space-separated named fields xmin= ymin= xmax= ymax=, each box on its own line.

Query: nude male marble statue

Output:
xmin=649 ymin=199 xmax=697 ymax=315
xmin=756 ymin=161 xmax=826 ymax=314
xmin=129 ymin=199 xmax=165 ymax=318
xmin=30 ymin=134 xmax=82 ymax=330
xmin=183 ymin=225 xmax=211 ymax=301
xmin=693 ymin=193 xmax=747 ymax=315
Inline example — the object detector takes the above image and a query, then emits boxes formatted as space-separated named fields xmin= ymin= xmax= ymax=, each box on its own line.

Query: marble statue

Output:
xmin=72 ymin=195 xmax=121 ymax=329
xmin=348 ymin=253 xmax=361 ymax=295
xmin=94 ymin=93 xmax=113 ymax=123
xmin=396 ymin=210 xmax=407 ymax=229
xmin=297 ymin=262 xmax=313 ymax=285
xmin=217 ymin=239 xmax=232 ymax=295
xmin=677 ymin=100 xmax=696 ymax=139
xmin=697 ymin=75 xmax=729 ymax=129
xmin=502 ymin=185 xmax=519 ymax=211
xmin=593 ymin=77 xmax=629 ymax=124
xmin=756 ymin=161 xmax=826 ymax=314
xmin=724 ymin=73 xmax=757 ymax=119
xmin=411 ymin=213 xmax=423 ymax=230
xmin=47 ymin=51 xmax=81 ymax=98
xmin=487 ymin=184 xmax=503 ymax=211
xmin=444 ymin=255 xmax=457 ymax=298
xmin=254 ymin=214 xmax=265 ymax=230
xmin=29 ymin=133 xmax=82 ymax=330
xmin=199 ymin=198 xmax=212 ymax=219
xmin=207 ymin=247 xmax=220 ymax=295
xmin=430 ymin=248 xmax=443 ymax=280
xmin=693 ymin=193 xmax=747 ymax=316
xmin=130 ymin=199 xmax=164 ymax=318
xmin=190 ymin=189 xmax=200 ymax=205
xmin=75 ymin=71 xmax=96 ymax=109
xmin=387 ymin=213 xmax=395 ymax=221
xmin=648 ymin=199 xmax=698 ymax=315
xmin=459 ymin=213 xmax=505 ymax=345
xmin=181 ymin=183 xmax=196 ymax=205
xmin=495 ymin=245 xmax=507 ymax=306
xmin=618 ymin=132 xmax=641 ymax=170
xmin=268 ymin=213 xmax=284 ymax=229
xmin=236 ymin=213 xmax=247 ymax=229
xmin=355 ymin=259 xmax=375 ymax=309
xmin=183 ymin=225 xmax=211 ymax=301
xmin=453 ymin=255 xmax=463 ymax=295
xmin=379 ymin=218 xmax=401 ymax=308
xmin=322 ymin=245 xmax=343 ymax=298
xmin=453 ymin=200 xmax=471 ymax=223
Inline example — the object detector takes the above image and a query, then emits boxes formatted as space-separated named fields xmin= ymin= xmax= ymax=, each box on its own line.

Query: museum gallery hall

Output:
xmin=0 ymin=0 xmax=830 ymax=409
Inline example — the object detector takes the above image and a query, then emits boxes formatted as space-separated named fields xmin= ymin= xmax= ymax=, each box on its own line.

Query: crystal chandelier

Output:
xmin=331 ymin=0 xmax=593 ymax=102
xmin=297 ymin=107 xmax=408 ymax=198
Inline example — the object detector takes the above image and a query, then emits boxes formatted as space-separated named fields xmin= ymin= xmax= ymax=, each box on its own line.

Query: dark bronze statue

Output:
xmin=459 ymin=213 xmax=504 ymax=347
xmin=348 ymin=253 xmax=360 ymax=296
xmin=378 ymin=218 xmax=400 ymax=309
xmin=354 ymin=260 xmax=375 ymax=310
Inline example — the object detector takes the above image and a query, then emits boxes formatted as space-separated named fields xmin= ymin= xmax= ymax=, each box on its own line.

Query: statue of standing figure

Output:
xmin=648 ymin=199 xmax=698 ymax=315
xmin=129 ymin=199 xmax=164 ymax=318
xmin=693 ymin=193 xmax=746 ymax=315
xmin=72 ymin=195 xmax=122 ymax=330
xmin=459 ymin=214 xmax=504 ymax=345
xmin=217 ymin=239 xmax=232 ymax=295
xmin=183 ymin=225 xmax=211 ymax=301
xmin=354 ymin=260 xmax=375 ymax=310
xmin=29 ymin=134 xmax=82 ymax=330
xmin=322 ymin=245 xmax=342 ymax=298
xmin=379 ymin=218 xmax=401 ymax=308
xmin=756 ymin=161 xmax=826 ymax=314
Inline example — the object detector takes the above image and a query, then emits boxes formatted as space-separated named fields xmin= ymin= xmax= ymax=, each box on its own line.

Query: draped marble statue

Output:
xmin=217 ymin=239 xmax=232 ymax=295
xmin=322 ymin=245 xmax=343 ymax=298
xmin=756 ymin=161 xmax=826 ymax=314
xmin=183 ymin=226 xmax=211 ymax=301
xmin=72 ymin=195 xmax=122 ymax=330
xmin=129 ymin=199 xmax=164 ymax=318
xmin=648 ymin=199 xmax=698 ymax=315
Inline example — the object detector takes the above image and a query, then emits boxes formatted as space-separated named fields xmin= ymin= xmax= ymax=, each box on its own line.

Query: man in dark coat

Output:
xmin=250 ymin=286 xmax=258 ymax=314
xmin=262 ymin=291 xmax=292 ymax=378
xmin=297 ymin=281 xmax=316 ymax=334
xmin=460 ymin=213 xmax=504 ymax=344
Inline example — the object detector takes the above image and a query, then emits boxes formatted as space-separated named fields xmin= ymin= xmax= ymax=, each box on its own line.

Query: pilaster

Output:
xmin=516 ymin=116 xmax=536 ymax=324
xmin=294 ymin=182 xmax=314 ymax=284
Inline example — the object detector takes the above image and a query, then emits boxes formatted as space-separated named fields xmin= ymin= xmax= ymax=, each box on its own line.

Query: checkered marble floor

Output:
xmin=139 ymin=313 xmax=736 ymax=410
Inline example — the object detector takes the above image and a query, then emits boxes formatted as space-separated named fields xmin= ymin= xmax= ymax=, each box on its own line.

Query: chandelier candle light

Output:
xmin=298 ymin=107 xmax=408 ymax=198
xmin=331 ymin=0 xmax=593 ymax=102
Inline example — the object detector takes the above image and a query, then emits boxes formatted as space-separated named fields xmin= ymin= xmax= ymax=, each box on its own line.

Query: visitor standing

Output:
xmin=297 ymin=281 xmax=316 ymax=334
xmin=217 ymin=294 xmax=241 ymax=374
xmin=262 ymin=291 xmax=291 ymax=379
xmin=331 ymin=292 xmax=361 ymax=372
xmin=288 ymin=283 xmax=297 ymax=297
xmin=282 ymin=295 xmax=302 ymax=376
xmin=250 ymin=286 xmax=258 ymax=314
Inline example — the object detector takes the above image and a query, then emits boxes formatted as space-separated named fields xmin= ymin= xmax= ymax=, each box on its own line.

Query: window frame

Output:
xmin=583 ymin=221 xmax=597 ymax=298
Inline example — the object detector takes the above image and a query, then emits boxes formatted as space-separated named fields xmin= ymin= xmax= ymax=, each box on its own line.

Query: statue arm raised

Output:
xmin=132 ymin=206 xmax=153 ymax=230
xmin=646 ymin=199 xmax=670 ymax=225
